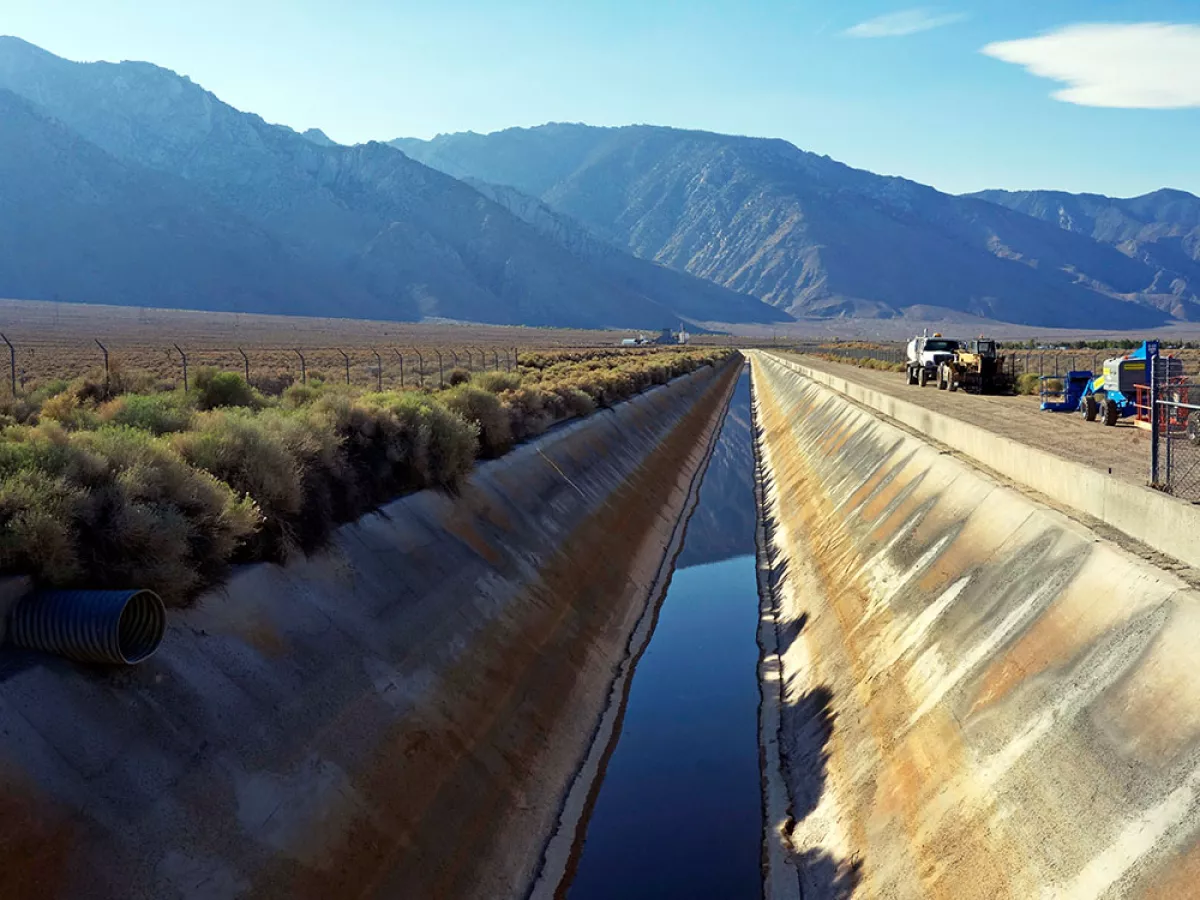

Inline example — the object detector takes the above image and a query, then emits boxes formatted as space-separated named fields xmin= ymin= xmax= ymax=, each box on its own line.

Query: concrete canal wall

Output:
xmin=0 ymin=357 xmax=741 ymax=900
xmin=751 ymin=350 xmax=1200 ymax=899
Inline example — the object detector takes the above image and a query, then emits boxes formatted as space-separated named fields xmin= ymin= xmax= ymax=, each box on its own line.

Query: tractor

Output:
xmin=936 ymin=338 xmax=1015 ymax=394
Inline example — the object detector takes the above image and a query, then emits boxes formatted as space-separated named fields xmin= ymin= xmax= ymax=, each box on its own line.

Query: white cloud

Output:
xmin=983 ymin=23 xmax=1200 ymax=109
xmin=844 ymin=8 xmax=967 ymax=38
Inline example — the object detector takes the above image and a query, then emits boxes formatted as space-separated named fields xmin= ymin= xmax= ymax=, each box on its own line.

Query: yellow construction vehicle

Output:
xmin=936 ymin=338 xmax=1015 ymax=394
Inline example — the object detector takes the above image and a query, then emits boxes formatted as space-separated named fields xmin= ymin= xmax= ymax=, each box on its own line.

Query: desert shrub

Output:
xmin=194 ymin=367 xmax=261 ymax=410
xmin=69 ymin=363 xmax=159 ymax=404
xmin=0 ymin=394 xmax=42 ymax=426
xmin=446 ymin=367 xmax=472 ymax=387
xmin=471 ymin=371 xmax=522 ymax=393
xmin=441 ymin=385 xmax=511 ymax=457
xmin=499 ymin=387 xmax=554 ymax=441
xmin=365 ymin=392 xmax=478 ymax=489
xmin=173 ymin=409 xmax=318 ymax=560
xmin=0 ymin=344 xmax=728 ymax=603
xmin=38 ymin=391 xmax=100 ymax=431
xmin=1016 ymin=373 xmax=1042 ymax=395
xmin=0 ymin=423 xmax=260 ymax=602
xmin=27 ymin=379 xmax=70 ymax=406
xmin=100 ymin=391 xmax=195 ymax=434
xmin=253 ymin=371 xmax=295 ymax=396
xmin=281 ymin=382 xmax=320 ymax=409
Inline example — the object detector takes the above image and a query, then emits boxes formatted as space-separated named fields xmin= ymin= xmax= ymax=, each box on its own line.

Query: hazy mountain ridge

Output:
xmin=462 ymin=178 xmax=789 ymax=324
xmin=969 ymin=188 xmax=1200 ymax=319
xmin=397 ymin=124 xmax=1198 ymax=328
xmin=0 ymin=87 xmax=358 ymax=315
xmin=0 ymin=38 xmax=778 ymax=328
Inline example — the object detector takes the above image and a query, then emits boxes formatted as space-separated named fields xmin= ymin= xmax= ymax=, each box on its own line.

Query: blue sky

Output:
xmin=4 ymin=1 xmax=1199 ymax=197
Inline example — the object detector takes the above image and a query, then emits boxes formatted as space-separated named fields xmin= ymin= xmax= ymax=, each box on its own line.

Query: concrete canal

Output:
xmin=565 ymin=369 xmax=763 ymax=900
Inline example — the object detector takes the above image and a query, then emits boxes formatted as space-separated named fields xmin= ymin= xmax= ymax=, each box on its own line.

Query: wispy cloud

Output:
xmin=983 ymin=23 xmax=1200 ymax=109
xmin=844 ymin=8 xmax=967 ymax=39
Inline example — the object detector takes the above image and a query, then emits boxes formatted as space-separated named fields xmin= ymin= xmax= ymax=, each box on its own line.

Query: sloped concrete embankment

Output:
xmin=0 ymin=357 xmax=741 ymax=900
xmin=750 ymin=350 xmax=1200 ymax=899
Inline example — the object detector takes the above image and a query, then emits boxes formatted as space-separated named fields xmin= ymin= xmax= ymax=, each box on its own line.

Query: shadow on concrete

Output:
xmin=754 ymin=413 xmax=864 ymax=898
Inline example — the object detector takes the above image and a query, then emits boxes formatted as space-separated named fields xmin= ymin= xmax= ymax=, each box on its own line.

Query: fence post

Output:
xmin=413 ymin=349 xmax=424 ymax=387
xmin=372 ymin=350 xmax=382 ymax=392
xmin=493 ymin=349 xmax=499 ymax=371
xmin=339 ymin=349 xmax=350 ymax=385
xmin=393 ymin=350 xmax=404 ymax=389
xmin=171 ymin=343 xmax=187 ymax=391
xmin=449 ymin=349 xmax=459 ymax=371
xmin=95 ymin=339 xmax=111 ymax=392
xmin=293 ymin=349 xmax=306 ymax=386
xmin=0 ymin=333 xmax=14 ymax=396
xmin=1150 ymin=352 xmax=1160 ymax=485
xmin=238 ymin=347 xmax=250 ymax=384
xmin=434 ymin=350 xmax=444 ymax=389
xmin=513 ymin=347 xmax=519 ymax=369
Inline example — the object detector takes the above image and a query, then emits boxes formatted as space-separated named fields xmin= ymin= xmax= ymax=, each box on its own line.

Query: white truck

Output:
xmin=905 ymin=333 xmax=959 ymax=387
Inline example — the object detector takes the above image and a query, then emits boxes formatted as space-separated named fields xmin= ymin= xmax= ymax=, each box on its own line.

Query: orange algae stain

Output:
xmin=755 ymin=358 xmax=1022 ymax=899
xmin=1132 ymin=834 xmax=1200 ymax=899
xmin=967 ymin=563 xmax=1154 ymax=716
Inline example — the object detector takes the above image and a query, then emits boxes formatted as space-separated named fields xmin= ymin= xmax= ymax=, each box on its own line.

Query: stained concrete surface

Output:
xmin=750 ymin=350 xmax=1200 ymax=899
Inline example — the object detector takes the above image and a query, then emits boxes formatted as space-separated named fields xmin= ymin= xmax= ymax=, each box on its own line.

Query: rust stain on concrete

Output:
xmin=0 ymin=772 xmax=74 ymax=900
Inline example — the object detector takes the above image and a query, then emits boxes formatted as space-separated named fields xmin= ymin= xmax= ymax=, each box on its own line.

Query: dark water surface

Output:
xmin=566 ymin=370 xmax=761 ymax=900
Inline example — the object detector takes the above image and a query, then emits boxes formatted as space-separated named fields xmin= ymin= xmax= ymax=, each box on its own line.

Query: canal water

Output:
xmin=566 ymin=368 xmax=762 ymax=900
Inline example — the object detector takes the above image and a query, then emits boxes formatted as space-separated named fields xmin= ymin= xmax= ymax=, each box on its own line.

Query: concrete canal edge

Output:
xmin=751 ymin=367 xmax=804 ymax=900
xmin=749 ymin=349 xmax=1200 ymax=898
xmin=0 ymin=356 xmax=741 ymax=900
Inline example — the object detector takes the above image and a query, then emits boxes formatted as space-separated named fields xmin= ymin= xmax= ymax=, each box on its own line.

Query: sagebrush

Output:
xmin=1 ymin=346 xmax=731 ymax=602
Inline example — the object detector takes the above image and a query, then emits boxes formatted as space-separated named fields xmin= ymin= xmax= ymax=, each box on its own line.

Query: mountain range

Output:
xmin=0 ymin=37 xmax=781 ymax=329
xmin=395 ymin=126 xmax=1200 ymax=329
xmin=1 ymin=36 xmax=1198 ymax=332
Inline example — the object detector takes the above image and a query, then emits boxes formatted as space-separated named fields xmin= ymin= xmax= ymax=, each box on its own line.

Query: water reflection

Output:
xmin=675 ymin=370 xmax=755 ymax=570
xmin=567 ymin=369 xmax=761 ymax=900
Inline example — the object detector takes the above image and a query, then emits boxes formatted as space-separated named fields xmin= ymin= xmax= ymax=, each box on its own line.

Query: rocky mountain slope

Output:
xmin=465 ymin=179 xmax=788 ymax=324
xmin=0 ymin=38 xmax=780 ymax=328
xmin=395 ymin=125 xmax=1194 ymax=328
xmin=969 ymin=188 xmax=1200 ymax=319
xmin=0 ymin=88 xmax=356 ymax=316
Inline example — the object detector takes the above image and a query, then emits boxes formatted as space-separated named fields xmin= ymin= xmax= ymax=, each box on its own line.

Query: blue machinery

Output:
xmin=1039 ymin=370 xmax=1094 ymax=413
xmin=1041 ymin=341 xmax=1174 ymax=426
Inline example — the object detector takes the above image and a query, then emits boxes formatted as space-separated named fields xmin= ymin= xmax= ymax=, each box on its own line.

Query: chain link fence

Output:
xmin=1152 ymin=370 xmax=1200 ymax=501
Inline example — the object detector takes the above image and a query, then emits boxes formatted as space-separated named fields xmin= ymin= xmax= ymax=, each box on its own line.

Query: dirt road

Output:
xmin=779 ymin=353 xmax=1152 ymax=488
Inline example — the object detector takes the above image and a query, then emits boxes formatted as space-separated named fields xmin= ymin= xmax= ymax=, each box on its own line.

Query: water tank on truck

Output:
xmin=905 ymin=333 xmax=958 ymax=387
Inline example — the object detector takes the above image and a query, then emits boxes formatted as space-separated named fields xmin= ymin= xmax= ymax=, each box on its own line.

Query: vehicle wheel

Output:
xmin=907 ymin=367 xmax=918 ymax=386
xmin=1102 ymin=398 xmax=1120 ymax=426
xmin=948 ymin=375 xmax=957 ymax=392
xmin=1187 ymin=412 xmax=1200 ymax=445
xmin=918 ymin=367 xmax=928 ymax=387
xmin=1080 ymin=394 xmax=1098 ymax=422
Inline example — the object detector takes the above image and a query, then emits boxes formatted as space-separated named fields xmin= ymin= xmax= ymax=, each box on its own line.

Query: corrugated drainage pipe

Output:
xmin=8 ymin=589 xmax=166 ymax=665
